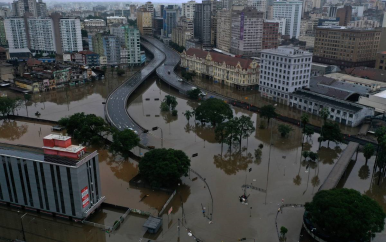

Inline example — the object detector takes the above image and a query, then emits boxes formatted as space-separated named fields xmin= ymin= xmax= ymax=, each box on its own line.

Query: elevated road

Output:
xmin=104 ymin=39 xmax=165 ymax=134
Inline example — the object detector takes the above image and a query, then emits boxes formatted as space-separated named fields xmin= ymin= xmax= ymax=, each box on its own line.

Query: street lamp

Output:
xmin=265 ymin=104 xmax=277 ymax=205
xmin=151 ymin=126 xmax=163 ymax=148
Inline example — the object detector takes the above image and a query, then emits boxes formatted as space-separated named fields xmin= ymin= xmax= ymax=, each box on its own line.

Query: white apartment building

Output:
xmin=106 ymin=16 xmax=128 ymax=25
xmin=4 ymin=18 xmax=28 ymax=49
xmin=144 ymin=1 xmax=154 ymax=19
xmin=28 ymin=18 xmax=56 ymax=52
xmin=272 ymin=1 xmax=302 ymax=38
xmin=247 ymin=0 xmax=266 ymax=15
xmin=84 ymin=19 xmax=106 ymax=27
xmin=265 ymin=18 xmax=286 ymax=35
xmin=182 ymin=0 xmax=196 ymax=20
xmin=12 ymin=0 xmax=37 ymax=17
xmin=259 ymin=46 xmax=312 ymax=104
xmin=59 ymin=18 xmax=83 ymax=52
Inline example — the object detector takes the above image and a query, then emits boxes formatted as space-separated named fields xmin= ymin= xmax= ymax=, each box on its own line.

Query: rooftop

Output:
xmin=143 ymin=216 xmax=162 ymax=229
xmin=343 ymin=66 xmax=386 ymax=83
xmin=325 ymin=73 xmax=386 ymax=87
xmin=185 ymin=48 xmax=256 ymax=69
xmin=316 ymin=26 xmax=380 ymax=32
xmin=79 ymin=50 xmax=98 ymax=55
xmin=292 ymin=90 xmax=366 ymax=112
xmin=261 ymin=46 xmax=312 ymax=57
xmin=0 ymin=142 xmax=95 ymax=168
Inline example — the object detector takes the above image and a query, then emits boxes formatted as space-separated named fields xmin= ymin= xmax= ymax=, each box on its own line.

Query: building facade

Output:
xmin=59 ymin=18 xmax=83 ymax=53
xmin=376 ymin=51 xmax=386 ymax=70
xmin=84 ymin=19 xmax=105 ymax=27
xmin=72 ymin=51 xmax=100 ymax=66
xmin=259 ymin=46 xmax=312 ymax=104
xmin=106 ymin=17 xmax=127 ymax=26
xmin=230 ymin=7 xmax=263 ymax=57
xmin=313 ymin=26 xmax=381 ymax=68
xmin=27 ymin=18 xmax=56 ymax=53
xmin=290 ymin=90 xmax=374 ymax=127
xmin=272 ymin=1 xmax=302 ymax=39
xmin=0 ymin=134 xmax=105 ymax=219
xmin=262 ymin=21 xmax=279 ymax=50
xmin=0 ymin=18 xmax=8 ymax=47
xmin=181 ymin=48 xmax=260 ymax=89
xmin=36 ymin=0 xmax=48 ymax=17
xmin=144 ymin=1 xmax=154 ymax=19
xmin=4 ymin=18 xmax=28 ymax=50
xmin=265 ymin=18 xmax=286 ymax=35
xmin=11 ymin=0 xmax=38 ymax=17
xmin=121 ymin=26 xmax=141 ymax=65
xmin=182 ymin=0 xmax=196 ymax=20
xmin=172 ymin=18 xmax=193 ymax=48
xmin=216 ymin=9 xmax=231 ymax=52
xmin=336 ymin=5 xmax=352 ymax=26
xmin=137 ymin=9 xmax=153 ymax=35
xmin=194 ymin=0 xmax=212 ymax=47
xmin=247 ymin=0 xmax=266 ymax=16
xmin=163 ymin=6 xmax=179 ymax=38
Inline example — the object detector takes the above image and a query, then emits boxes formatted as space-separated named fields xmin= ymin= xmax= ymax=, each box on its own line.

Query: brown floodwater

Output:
xmin=0 ymin=70 xmax=381 ymax=241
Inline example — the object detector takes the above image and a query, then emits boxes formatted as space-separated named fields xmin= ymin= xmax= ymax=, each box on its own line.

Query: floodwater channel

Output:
xmin=0 ymin=72 xmax=383 ymax=241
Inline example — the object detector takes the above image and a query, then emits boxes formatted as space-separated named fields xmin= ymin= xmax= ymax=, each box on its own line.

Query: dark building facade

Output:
xmin=194 ymin=0 xmax=212 ymax=47
xmin=336 ymin=5 xmax=352 ymax=26
xmin=0 ymin=134 xmax=104 ymax=219
xmin=262 ymin=21 xmax=280 ymax=50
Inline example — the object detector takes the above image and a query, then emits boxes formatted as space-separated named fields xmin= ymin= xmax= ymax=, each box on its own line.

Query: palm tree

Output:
xmin=319 ymin=108 xmax=330 ymax=149
xmin=363 ymin=143 xmax=375 ymax=165
xmin=183 ymin=110 xmax=193 ymax=123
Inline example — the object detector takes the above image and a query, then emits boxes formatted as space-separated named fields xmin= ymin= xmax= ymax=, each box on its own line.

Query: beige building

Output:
xmin=106 ymin=16 xmax=127 ymax=25
xmin=171 ymin=17 xmax=193 ymax=48
xmin=137 ymin=9 xmax=153 ymax=35
xmin=314 ymin=26 xmax=381 ymax=68
xmin=180 ymin=48 xmax=260 ymax=89
xmin=216 ymin=9 xmax=231 ymax=52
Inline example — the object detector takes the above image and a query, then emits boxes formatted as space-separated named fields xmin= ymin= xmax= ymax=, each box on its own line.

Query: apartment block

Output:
xmin=0 ymin=134 xmax=104 ymax=219
xmin=336 ymin=5 xmax=352 ymax=26
xmin=137 ymin=9 xmax=153 ymax=35
xmin=230 ymin=7 xmax=263 ymax=57
xmin=172 ymin=17 xmax=193 ymax=48
xmin=163 ymin=6 xmax=179 ymax=37
xmin=58 ymin=18 xmax=83 ymax=53
xmin=247 ymin=0 xmax=267 ymax=16
xmin=313 ymin=26 xmax=381 ymax=68
xmin=262 ymin=21 xmax=280 ymax=50
xmin=4 ymin=18 xmax=28 ymax=49
xmin=0 ymin=18 xmax=8 ymax=47
xmin=375 ymin=51 xmax=386 ymax=70
xmin=272 ymin=1 xmax=302 ymax=38
xmin=216 ymin=9 xmax=231 ymax=52
xmin=259 ymin=46 xmax=312 ymax=104
xmin=182 ymin=0 xmax=196 ymax=20
xmin=27 ymin=18 xmax=56 ymax=53
xmin=194 ymin=0 xmax=212 ymax=47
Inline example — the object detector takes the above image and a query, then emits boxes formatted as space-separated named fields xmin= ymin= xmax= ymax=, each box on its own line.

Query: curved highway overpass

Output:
xmin=104 ymin=39 xmax=165 ymax=135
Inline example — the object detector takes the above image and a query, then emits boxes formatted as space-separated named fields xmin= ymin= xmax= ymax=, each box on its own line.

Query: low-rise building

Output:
xmin=71 ymin=51 xmax=100 ymax=67
xmin=358 ymin=90 xmax=386 ymax=113
xmin=324 ymin=73 xmax=386 ymax=92
xmin=289 ymin=89 xmax=374 ymax=127
xmin=0 ymin=63 xmax=13 ymax=81
xmin=0 ymin=47 xmax=9 ymax=62
xmin=84 ymin=19 xmax=106 ymax=27
xmin=342 ymin=66 xmax=386 ymax=83
xmin=0 ymin=134 xmax=104 ymax=219
xmin=181 ymin=48 xmax=260 ymax=90
xmin=106 ymin=16 xmax=127 ymax=26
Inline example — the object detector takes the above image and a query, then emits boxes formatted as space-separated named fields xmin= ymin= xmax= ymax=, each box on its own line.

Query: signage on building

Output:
xmin=81 ymin=186 xmax=90 ymax=208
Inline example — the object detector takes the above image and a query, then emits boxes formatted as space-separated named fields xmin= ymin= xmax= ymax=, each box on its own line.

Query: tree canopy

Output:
xmin=320 ymin=121 xmax=343 ymax=147
xmin=363 ymin=143 xmax=375 ymax=165
xmin=278 ymin=124 xmax=293 ymax=137
xmin=58 ymin=112 xmax=110 ymax=145
xmin=260 ymin=105 xmax=277 ymax=125
xmin=186 ymin=88 xmax=202 ymax=100
xmin=163 ymin=95 xmax=178 ymax=110
xmin=139 ymin=148 xmax=190 ymax=188
xmin=0 ymin=97 xmax=22 ymax=117
xmin=109 ymin=128 xmax=140 ymax=159
xmin=305 ymin=188 xmax=385 ymax=241
xmin=194 ymin=98 xmax=233 ymax=126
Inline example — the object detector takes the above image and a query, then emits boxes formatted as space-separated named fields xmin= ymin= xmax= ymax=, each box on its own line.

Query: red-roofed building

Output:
xmin=376 ymin=51 xmax=386 ymax=71
xmin=181 ymin=48 xmax=259 ymax=90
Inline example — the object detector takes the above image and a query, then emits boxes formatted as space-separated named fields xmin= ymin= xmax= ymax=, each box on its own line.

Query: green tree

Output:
xmin=116 ymin=68 xmax=125 ymax=76
xmin=363 ymin=143 xmax=375 ymax=165
xmin=183 ymin=110 xmax=193 ymax=123
xmin=303 ymin=125 xmax=314 ymax=139
xmin=215 ymin=122 xmax=227 ymax=147
xmin=160 ymin=101 xmax=170 ymax=112
xmin=186 ymin=88 xmax=201 ymax=100
xmin=302 ymin=150 xmax=310 ymax=161
xmin=172 ymin=110 xmax=178 ymax=116
xmin=308 ymin=151 xmax=318 ymax=162
xmin=139 ymin=148 xmax=190 ymax=188
xmin=320 ymin=121 xmax=343 ymax=147
xmin=280 ymin=226 xmax=288 ymax=240
xmin=301 ymin=113 xmax=309 ymax=131
xmin=320 ymin=107 xmax=330 ymax=124
xmin=260 ymin=105 xmax=277 ymax=126
xmin=194 ymin=98 xmax=233 ymax=127
xmin=278 ymin=124 xmax=294 ymax=138
xmin=235 ymin=115 xmax=255 ymax=146
xmin=109 ymin=128 xmax=140 ymax=159
xmin=305 ymin=188 xmax=385 ymax=241
xmin=58 ymin=112 xmax=110 ymax=145
xmin=0 ymin=97 xmax=21 ymax=117
xmin=164 ymin=95 xmax=178 ymax=110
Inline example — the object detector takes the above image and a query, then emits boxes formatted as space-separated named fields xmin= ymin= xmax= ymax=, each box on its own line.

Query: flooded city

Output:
xmin=1 ymin=73 xmax=384 ymax=242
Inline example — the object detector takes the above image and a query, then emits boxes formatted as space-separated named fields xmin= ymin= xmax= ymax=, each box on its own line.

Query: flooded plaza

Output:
xmin=0 ymin=73 xmax=384 ymax=241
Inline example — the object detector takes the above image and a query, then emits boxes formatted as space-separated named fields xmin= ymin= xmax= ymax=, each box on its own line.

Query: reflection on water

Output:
xmin=213 ymin=148 xmax=254 ymax=175
xmin=0 ymin=120 xmax=28 ymax=141
xmin=317 ymin=146 xmax=342 ymax=165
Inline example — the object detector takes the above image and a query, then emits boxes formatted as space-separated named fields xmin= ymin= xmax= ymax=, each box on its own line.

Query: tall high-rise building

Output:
xmin=36 ymin=0 xmax=47 ymax=17
xmin=314 ymin=26 xmax=381 ymax=68
xmin=0 ymin=134 xmax=105 ymax=219
xmin=58 ymin=18 xmax=83 ymax=53
xmin=4 ymin=18 xmax=28 ymax=49
xmin=137 ymin=9 xmax=153 ymax=35
xmin=272 ymin=1 xmax=302 ymax=38
xmin=11 ymin=0 xmax=43 ymax=17
xmin=216 ymin=9 xmax=231 ymax=52
xmin=0 ymin=18 xmax=8 ymax=47
xmin=336 ymin=5 xmax=352 ymax=26
xmin=144 ymin=1 xmax=154 ymax=19
xmin=27 ymin=18 xmax=56 ymax=52
xmin=259 ymin=46 xmax=312 ymax=103
xmin=230 ymin=6 xmax=264 ymax=57
xmin=163 ymin=6 xmax=179 ymax=37
xmin=247 ymin=0 xmax=266 ymax=15
xmin=120 ymin=26 xmax=142 ymax=65
xmin=182 ymin=0 xmax=196 ymax=20
xmin=262 ymin=21 xmax=280 ymax=50
xmin=194 ymin=0 xmax=212 ymax=47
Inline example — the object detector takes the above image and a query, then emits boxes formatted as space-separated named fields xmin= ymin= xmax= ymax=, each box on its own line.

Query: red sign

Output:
xmin=81 ymin=186 xmax=89 ymax=208
xmin=168 ymin=206 xmax=173 ymax=215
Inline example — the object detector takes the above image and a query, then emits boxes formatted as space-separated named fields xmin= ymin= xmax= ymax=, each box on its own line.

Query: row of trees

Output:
xmin=169 ymin=41 xmax=185 ymax=53
xmin=160 ymin=95 xmax=178 ymax=116
xmin=0 ymin=95 xmax=33 ymax=118
xmin=181 ymin=69 xmax=196 ymax=82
